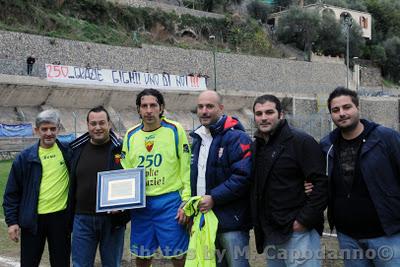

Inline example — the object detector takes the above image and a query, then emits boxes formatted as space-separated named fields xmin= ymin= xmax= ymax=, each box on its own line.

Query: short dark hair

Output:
xmin=86 ymin=105 xmax=110 ymax=122
xmin=327 ymin=87 xmax=359 ymax=112
xmin=136 ymin=89 xmax=165 ymax=117
xmin=253 ymin=94 xmax=282 ymax=114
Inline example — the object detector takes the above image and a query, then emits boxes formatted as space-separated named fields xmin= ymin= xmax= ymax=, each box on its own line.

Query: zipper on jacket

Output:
xmin=326 ymin=144 xmax=334 ymax=176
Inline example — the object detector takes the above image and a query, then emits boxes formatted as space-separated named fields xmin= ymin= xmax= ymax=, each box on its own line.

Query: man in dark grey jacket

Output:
xmin=251 ymin=94 xmax=328 ymax=267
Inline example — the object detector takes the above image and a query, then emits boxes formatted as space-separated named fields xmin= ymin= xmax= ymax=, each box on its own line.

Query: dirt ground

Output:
xmin=112 ymin=231 xmax=343 ymax=267
xmin=114 ymin=233 xmax=343 ymax=267
xmin=0 ymin=225 xmax=343 ymax=267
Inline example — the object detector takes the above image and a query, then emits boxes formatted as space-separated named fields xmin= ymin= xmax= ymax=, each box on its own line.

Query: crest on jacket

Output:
xmin=114 ymin=154 xmax=121 ymax=164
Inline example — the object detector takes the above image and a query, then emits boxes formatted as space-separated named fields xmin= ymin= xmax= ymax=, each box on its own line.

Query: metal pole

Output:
xmin=213 ymin=49 xmax=217 ymax=91
xmin=72 ymin=112 xmax=77 ymax=138
xmin=346 ymin=24 xmax=350 ymax=89
xmin=209 ymin=35 xmax=217 ymax=91
xmin=118 ymin=116 xmax=121 ymax=137
xmin=343 ymin=13 xmax=352 ymax=89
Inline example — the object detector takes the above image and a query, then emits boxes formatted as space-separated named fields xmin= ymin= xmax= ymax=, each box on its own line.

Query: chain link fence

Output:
xmin=1 ymin=100 xmax=399 ymax=155
xmin=286 ymin=113 xmax=334 ymax=142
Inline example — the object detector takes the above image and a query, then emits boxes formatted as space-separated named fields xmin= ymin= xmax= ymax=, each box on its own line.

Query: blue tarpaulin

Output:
xmin=0 ymin=123 xmax=33 ymax=137
xmin=0 ymin=124 xmax=76 ymax=142
xmin=58 ymin=134 xmax=76 ymax=143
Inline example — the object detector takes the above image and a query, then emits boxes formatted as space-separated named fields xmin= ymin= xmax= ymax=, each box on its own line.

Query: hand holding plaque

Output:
xmin=96 ymin=168 xmax=146 ymax=213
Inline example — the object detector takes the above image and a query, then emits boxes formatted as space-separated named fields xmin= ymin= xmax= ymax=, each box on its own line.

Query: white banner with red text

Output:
xmin=45 ymin=64 xmax=207 ymax=91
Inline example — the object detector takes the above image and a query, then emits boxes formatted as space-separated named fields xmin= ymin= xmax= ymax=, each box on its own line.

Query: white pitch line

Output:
xmin=0 ymin=256 xmax=20 ymax=267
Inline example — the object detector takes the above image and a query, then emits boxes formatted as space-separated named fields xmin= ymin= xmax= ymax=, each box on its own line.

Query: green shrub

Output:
xmin=0 ymin=0 xmax=277 ymax=57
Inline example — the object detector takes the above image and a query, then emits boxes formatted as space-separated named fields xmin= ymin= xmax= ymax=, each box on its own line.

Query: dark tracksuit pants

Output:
xmin=20 ymin=209 xmax=70 ymax=267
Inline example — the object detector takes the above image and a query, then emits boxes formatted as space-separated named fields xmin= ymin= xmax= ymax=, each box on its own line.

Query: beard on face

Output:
xmin=336 ymin=114 xmax=360 ymax=133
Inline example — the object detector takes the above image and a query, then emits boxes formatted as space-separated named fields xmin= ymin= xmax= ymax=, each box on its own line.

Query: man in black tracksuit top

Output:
xmin=69 ymin=106 xmax=130 ymax=267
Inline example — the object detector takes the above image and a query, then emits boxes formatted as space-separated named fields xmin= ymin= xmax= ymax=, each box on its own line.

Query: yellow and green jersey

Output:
xmin=183 ymin=196 xmax=218 ymax=267
xmin=121 ymin=117 xmax=191 ymax=201
xmin=38 ymin=143 xmax=69 ymax=214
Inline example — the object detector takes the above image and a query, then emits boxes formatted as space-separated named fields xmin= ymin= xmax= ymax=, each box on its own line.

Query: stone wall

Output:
xmin=311 ymin=53 xmax=344 ymax=65
xmin=360 ymin=65 xmax=382 ymax=87
xmin=360 ymin=97 xmax=399 ymax=129
xmin=0 ymin=31 xmax=350 ymax=96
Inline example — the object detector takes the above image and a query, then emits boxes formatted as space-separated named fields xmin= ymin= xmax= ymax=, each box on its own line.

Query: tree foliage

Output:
xmin=276 ymin=6 xmax=364 ymax=58
xmin=0 ymin=0 xmax=276 ymax=56
xmin=276 ymin=7 xmax=320 ymax=55
xmin=247 ymin=1 xmax=271 ymax=23
xmin=273 ymin=0 xmax=400 ymax=83
xmin=347 ymin=0 xmax=368 ymax=12
xmin=275 ymin=0 xmax=295 ymax=9
xmin=315 ymin=11 xmax=344 ymax=56
xmin=304 ymin=0 xmax=367 ymax=11
xmin=367 ymin=44 xmax=387 ymax=63
xmin=382 ymin=36 xmax=400 ymax=83
xmin=364 ymin=0 xmax=400 ymax=43
xmin=184 ymin=0 xmax=243 ymax=12
xmin=348 ymin=23 xmax=365 ymax=58
xmin=226 ymin=17 xmax=274 ymax=55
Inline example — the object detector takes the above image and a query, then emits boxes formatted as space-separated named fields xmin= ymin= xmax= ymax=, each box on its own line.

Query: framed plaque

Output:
xmin=96 ymin=168 xmax=146 ymax=213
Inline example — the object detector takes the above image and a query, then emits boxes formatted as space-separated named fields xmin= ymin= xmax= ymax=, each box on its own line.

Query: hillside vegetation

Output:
xmin=279 ymin=0 xmax=400 ymax=83
xmin=0 ymin=0 xmax=280 ymax=57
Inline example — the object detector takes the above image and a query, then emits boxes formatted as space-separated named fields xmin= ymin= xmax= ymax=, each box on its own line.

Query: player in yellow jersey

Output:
xmin=122 ymin=89 xmax=191 ymax=267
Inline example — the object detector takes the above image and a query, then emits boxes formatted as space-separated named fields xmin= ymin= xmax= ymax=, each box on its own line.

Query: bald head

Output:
xmin=198 ymin=90 xmax=223 ymax=105
xmin=197 ymin=90 xmax=224 ymax=127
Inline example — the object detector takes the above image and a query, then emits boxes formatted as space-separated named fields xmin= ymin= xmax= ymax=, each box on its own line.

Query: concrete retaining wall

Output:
xmin=0 ymin=74 xmax=398 ymax=142
xmin=0 ymin=31 xmax=349 ymax=95
xmin=0 ymin=31 xmax=396 ymax=151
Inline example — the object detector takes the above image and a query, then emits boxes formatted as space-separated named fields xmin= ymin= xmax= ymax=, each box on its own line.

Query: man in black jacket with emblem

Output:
xmin=69 ymin=106 xmax=130 ymax=267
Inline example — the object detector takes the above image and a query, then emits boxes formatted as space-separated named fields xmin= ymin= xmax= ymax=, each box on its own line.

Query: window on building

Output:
xmin=359 ymin=16 xmax=368 ymax=29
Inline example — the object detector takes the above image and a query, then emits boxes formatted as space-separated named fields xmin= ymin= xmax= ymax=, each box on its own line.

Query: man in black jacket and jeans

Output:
xmin=250 ymin=95 xmax=328 ymax=267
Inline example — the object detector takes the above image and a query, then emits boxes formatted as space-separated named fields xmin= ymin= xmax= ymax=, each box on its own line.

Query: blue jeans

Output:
xmin=337 ymin=231 xmax=400 ymax=267
xmin=265 ymin=229 xmax=321 ymax=267
xmin=72 ymin=214 xmax=125 ymax=267
xmin=216 ymin=230 xmax=250 ymax=267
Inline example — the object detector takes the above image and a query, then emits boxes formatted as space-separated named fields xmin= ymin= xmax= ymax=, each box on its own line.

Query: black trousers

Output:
xmin=20 ymin=209 xmax=70 ymax=267
xmin=27 ymin=64 xmax=33 ymax=75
